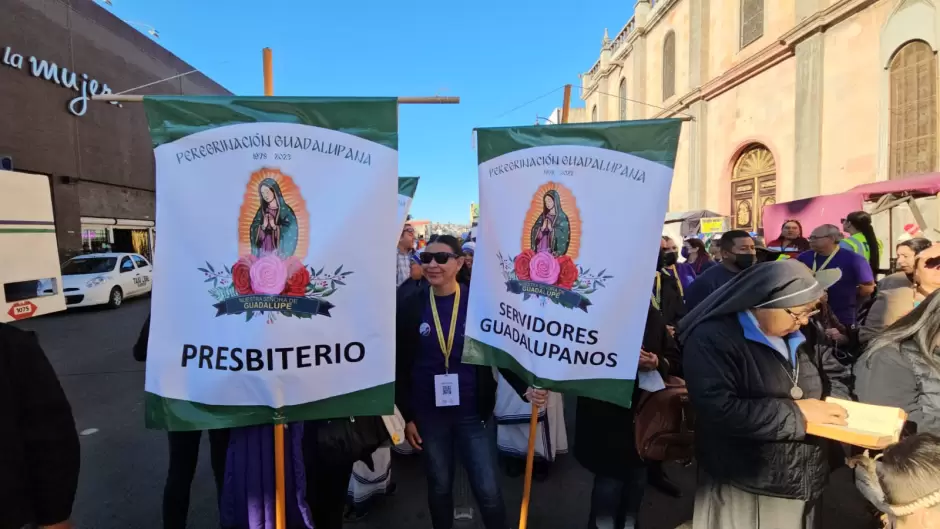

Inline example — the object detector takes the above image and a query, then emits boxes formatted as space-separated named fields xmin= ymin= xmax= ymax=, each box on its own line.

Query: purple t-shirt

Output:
xmin=411 ymin=284 xmax=477 ymax=419
xmin=797 ymin=249 xmax=874 ymax=325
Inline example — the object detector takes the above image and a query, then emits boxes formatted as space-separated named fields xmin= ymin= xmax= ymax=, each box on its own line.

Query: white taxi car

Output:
xmin=61 ymin=253 xmax=153 ymax=309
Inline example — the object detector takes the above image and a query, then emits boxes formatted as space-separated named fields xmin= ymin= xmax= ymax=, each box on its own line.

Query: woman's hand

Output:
xmin=525 ymin=387 xmax=549 ymax=408
xmin=405 ymin=421 xmax=423 ymax=451
xmin=795 ymin=399 xmax=849 ymax=427
xmin=638 ymin=349 xmax=659 ymax=372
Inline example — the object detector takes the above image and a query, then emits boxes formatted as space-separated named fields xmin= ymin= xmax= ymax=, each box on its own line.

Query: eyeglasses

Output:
xmin=784 ymin=308 xmax=821 ymax=323
xmin=420 ymin=252 xmax=458 ymax=265
xmin=402 ymin=228 xmax=415 ymax=235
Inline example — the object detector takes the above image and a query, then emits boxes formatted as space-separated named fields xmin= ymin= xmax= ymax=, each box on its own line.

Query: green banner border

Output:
xmin=398 ymin=176 xmax=420 ymax=198
xmin=145 ymin=382 xmax=394 ymax=431
xmin=143 ymin=96 xmax=399 ymax=150
xmin=463 ymin=337 xmax=635 ymax=408
xmin=476 ymin=119 xmax=683 ymax=168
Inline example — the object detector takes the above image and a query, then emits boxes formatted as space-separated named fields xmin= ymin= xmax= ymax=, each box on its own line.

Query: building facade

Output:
xmin=1 ymin=0 xmax=231 ymax=260
xmin=578 ymin=0 xmax=937 ymax=232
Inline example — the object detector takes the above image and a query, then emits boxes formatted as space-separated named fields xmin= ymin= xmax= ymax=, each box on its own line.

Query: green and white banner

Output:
xmin=398 ymin=176 xmax=419 ymax=229
xmin=142 ymin=96 xmax=399 ymax=430
xmin=463 ymin=120 xmax=682 ymax=407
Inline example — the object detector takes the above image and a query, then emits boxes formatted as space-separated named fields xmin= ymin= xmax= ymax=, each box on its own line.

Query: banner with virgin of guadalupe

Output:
xmin=463 ymin=120 xmax=682 ymax=407
xmin=142 ymin=96 xmax=399 ymax=430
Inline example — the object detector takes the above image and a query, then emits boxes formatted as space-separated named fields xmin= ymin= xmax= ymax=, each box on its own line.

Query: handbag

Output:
xmin=315 ymin=415 xmax=389 ymax=469
xmin=633 ymin=375 xmax=696 ymax=462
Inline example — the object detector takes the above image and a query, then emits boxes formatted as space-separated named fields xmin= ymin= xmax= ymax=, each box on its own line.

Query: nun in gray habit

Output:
xmin=679 ymin=260 xmax=850 ymax=529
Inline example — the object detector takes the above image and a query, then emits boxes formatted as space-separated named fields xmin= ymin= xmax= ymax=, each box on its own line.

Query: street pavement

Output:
xmin=14 ymin=300 xmax=880 ymax=529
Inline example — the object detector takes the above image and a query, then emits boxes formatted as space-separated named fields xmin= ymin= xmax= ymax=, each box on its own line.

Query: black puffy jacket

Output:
xmin=683 ymin=313 xmax=848 ymax=501
xmin=0 ymin=324 xmax=80 ymax=529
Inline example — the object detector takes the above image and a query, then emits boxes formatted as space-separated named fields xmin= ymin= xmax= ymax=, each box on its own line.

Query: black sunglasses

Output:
xmin=420 ymin=252 xmax=459 ymax=265
xmin=924 ymin=256 xmax=940 ymax=270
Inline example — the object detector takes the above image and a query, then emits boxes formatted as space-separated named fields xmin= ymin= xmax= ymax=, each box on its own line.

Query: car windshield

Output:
xmin=62 ymin=257 xmax=117 ymax=276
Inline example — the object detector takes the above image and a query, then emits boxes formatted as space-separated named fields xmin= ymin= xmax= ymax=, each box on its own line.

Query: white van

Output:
xmin=0 ymin=170 xmax=66 ymax=323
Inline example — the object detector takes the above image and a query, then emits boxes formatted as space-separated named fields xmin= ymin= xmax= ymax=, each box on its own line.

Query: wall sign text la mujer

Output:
xmin=2 ymin=46 xmax=116 ymax=117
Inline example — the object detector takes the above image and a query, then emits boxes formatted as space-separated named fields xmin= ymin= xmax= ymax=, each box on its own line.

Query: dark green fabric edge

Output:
xmin=145 ymin=381 xmax=394 ymax=431
xmin=476 ymin=119 xmax=682 ymax=168
xmin=398 ymin=176 xmax=420 ymax=198
xmin=462 ymin=337 xmax=634 ymax=408
xmin=143 ymin=96 xmax=399 ymax=150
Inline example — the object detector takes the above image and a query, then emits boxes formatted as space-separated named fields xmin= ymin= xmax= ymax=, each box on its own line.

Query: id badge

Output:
xmin=434 ymin=374 xmax=460 ymax=407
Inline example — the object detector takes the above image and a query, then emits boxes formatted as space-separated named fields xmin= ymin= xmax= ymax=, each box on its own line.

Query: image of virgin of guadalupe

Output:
xmin=530 ymin=189 xmax=571 ymax=257
xmin=249 ymin=178 xmax=299 ymax=258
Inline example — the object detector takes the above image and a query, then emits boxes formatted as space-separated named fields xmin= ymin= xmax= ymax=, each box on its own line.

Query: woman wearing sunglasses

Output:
xmin=395 ymin=235 xmax=547 ymax=529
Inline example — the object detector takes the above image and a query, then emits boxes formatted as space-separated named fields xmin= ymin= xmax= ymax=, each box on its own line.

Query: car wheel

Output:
xmin=108 ymin=287 xmax=123 ymax=309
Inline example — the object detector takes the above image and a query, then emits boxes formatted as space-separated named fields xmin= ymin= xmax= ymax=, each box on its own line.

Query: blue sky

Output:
xmin=104 ymin=0 xmax=632 ymax=223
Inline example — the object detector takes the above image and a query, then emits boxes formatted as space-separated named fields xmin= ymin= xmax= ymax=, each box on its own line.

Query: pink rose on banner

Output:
xmin=250 ymin=254 xmax=288 ymax=295
xmin=529 ymin=251 xmax=561 ymax=285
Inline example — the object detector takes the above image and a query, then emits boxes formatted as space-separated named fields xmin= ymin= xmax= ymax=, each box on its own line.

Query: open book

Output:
xmin=805 ymin=398 xmax=907 ymax=450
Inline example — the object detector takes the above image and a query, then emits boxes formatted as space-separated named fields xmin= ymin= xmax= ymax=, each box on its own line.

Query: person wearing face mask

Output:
xmin=683 ymin=230 xmax=756 ymax=312
xmin=682 ymin=238 xmax=716 ymax=275
xmin=652 ymin=248 xmax=687 ymax=330
xmin=660 ymin=236 xmax=696 ymax=295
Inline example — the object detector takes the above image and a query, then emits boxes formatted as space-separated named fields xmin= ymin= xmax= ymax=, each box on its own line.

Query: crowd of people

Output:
xmin=3 ymin=211 xmax=940 ymax=529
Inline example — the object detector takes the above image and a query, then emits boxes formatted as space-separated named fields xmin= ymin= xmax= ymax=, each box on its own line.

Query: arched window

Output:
xmin=591 ymin=105 xmax=598 ymax=122
xmin=740 ymin=0 xmax=764 ymax=49
xmin=662 ymin=32 xmax=676 ymax=100
xmin=618 ymin=78 xmax=627 ymax=120
xmin=731 ymin=144 xmax=776 ymax=232
xmin=889 ymin=40 xmax=938 ymax=179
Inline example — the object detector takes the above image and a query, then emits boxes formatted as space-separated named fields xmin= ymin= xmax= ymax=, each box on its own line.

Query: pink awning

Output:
xmin=848 ymin=173 xmax=940 ymax=200
xmin=762 ymin=194 xmax=863 ymax=238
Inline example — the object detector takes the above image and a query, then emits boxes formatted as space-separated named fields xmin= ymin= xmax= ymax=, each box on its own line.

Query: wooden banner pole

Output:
xmin=90 ymin=94 xmax=460 ymax=104
xmin=518 ymin=85 xmax=571 ymax=529
xmin=262 ymin=46 xmax=288 ymax=529
xmin=561 ymin=84 xmax=571 ymax=125
xmin=517 ymin=402 xmax=539 ymax=529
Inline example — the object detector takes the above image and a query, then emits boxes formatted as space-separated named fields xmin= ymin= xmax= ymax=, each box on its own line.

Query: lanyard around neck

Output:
xmin=430 ymin=286 xmax=461 ymax=372
xmin=651 ymin=272 xmax=662 ymax=310
xmin=812 ymin=247 xmax=839 ymax=273
xmin=663 ymin=265 xmax=685 ymax=298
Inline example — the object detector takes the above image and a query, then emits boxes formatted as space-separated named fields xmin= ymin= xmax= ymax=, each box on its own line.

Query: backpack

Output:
xmin=633 ymin=375 xmax=696 ymax=462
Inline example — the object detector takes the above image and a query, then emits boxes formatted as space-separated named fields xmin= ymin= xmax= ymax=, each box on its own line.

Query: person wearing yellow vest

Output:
xmin=840 ymin=211 xmax=883 ymax=277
